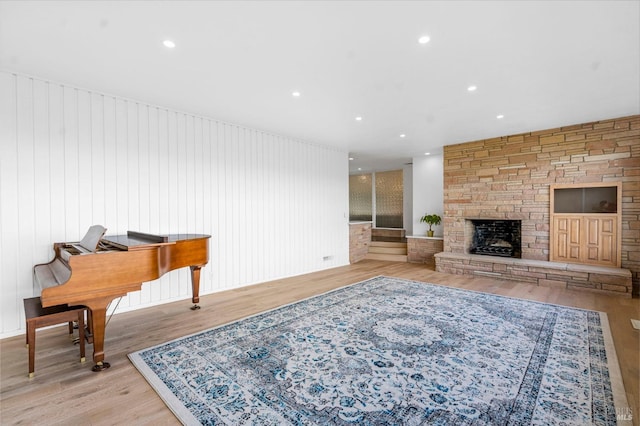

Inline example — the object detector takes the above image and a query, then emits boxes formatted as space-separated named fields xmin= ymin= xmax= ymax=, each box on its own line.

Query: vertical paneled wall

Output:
xmin=0 ymin=71 xmax=349 ymax=337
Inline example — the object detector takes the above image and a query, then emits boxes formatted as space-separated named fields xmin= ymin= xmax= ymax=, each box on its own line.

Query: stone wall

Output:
xmin=441 ymin=114 xmax=640 ymax=294
xmin=407 ymin=237 xmax=444 ymax=266
xmin=349 ymin=222 xmax=372 ymax=264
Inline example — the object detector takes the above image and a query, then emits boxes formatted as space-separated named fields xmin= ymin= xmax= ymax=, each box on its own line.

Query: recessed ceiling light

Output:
xmin=355 ymin=116 xmax=363 ymax=121
xmin=418 ymin=35 xmax=431 ymax=44
xmin=467 ymin=85 xmax=477 ymax=92
xmin=399 ymin=134 xmax=406 ymax=138
xmin=425 ymin=152 xmax=431 ymax=156
xmin=349 ymin=157 xmax=354 ymax=161
xmin=496 ymin=114 xmax=504 ymax=119
xmin=292 ymin=91 xmax=301 ymax=97
xmin=163 ymin=40 xmax=176 ymax=49
xmin=358 ymin=167 xmax=362 ymax=171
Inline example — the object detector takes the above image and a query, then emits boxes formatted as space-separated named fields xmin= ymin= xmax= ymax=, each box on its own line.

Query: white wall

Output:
xmin=403 ymin=164 xmax=413 ymax=235
xmin=0 ymin=71 xmax=349 ymax=338
xmin=412 ymin=155 xmax=444 ymax=236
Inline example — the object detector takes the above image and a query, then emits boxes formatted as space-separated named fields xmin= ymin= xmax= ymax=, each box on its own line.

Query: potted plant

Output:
xmin=420 ymin=213 xmax=442 ymax=237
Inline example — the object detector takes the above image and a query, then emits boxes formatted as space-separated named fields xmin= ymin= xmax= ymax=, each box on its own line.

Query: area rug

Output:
xmin=129 ymin=276 xmax=629 ymax=425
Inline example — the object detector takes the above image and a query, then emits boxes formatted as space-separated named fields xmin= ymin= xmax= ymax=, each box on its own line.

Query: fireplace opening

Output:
xmin=467 ymin=219 xmax=521 ymax=258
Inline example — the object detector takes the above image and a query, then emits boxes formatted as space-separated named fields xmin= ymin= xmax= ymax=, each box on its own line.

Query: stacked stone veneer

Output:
xmin=435 ymin=253 xmax=632 ymax=296
xmin=407 ymin=237 xmax=444 ymax=265
xmin=349 ymin=222 xmax=372 ymax=264
xmin=438 ymin=114 xmax=639 ymax=296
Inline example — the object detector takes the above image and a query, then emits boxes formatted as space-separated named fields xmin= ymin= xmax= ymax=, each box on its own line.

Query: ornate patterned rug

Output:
xmin=129 ymin=276 xmax=628 ymax=425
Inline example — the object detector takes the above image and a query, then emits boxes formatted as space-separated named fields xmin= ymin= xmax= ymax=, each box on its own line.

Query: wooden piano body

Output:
xmin=34 ymin=230 xmax=210 ymax=371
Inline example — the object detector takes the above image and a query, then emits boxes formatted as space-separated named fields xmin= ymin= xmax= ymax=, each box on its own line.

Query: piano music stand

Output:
xmin=23 ymin=297 xmax=87 ymax=378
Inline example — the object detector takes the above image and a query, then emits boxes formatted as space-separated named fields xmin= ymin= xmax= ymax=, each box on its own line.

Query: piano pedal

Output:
xmin=92 ymin=361 xmax=111 ymax=372
xmin=190 ymin=304 xmax=201 ymax=310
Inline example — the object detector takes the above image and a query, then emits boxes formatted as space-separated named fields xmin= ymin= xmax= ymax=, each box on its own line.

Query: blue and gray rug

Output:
xmin=129 ymin=276 xmax=628 ymax=425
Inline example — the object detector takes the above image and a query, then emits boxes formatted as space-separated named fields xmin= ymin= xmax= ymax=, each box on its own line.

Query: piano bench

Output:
xmin=23 ymin=297 xmax=87 ymax=378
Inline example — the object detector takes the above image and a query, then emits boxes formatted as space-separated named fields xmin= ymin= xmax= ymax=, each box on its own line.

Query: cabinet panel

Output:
xmin=585 ymin=217 xmax=616 ymax=265
xmin=552 ymin=215 xmax=617 ymax=267
xmin=552 ymin=216 xmax=582 ymax=262
xmin=554 ymin=217 xmax=568 ymax=259
xmin=586 ymin=218 xmax=599 ymax=245
xmin=600 ymin=233 xmax=615 ymax=263
xmin=569 ymin=219 xmax=581 ymax=245
xmin=550 ymin=183 xmax=621 ymax=268
xmin=568 ymin=217 xmax=581 ymax=261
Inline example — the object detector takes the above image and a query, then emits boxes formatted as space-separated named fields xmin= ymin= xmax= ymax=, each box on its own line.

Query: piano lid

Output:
xmin=102 ymin=231 xmax=175 ymax=251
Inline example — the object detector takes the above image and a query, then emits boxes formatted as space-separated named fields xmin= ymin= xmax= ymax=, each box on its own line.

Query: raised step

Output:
xmin=369 ymin=246 xmax=407 ymax=255
xmin=365 ymin=252 xmax=408 ymax=262
xmin=435 ymin=252 xmax=632 ymax=297
xmin=368 ymin=241 xmax=407 ymax=255
xmin=370 ymin=241 xmax=407 ymax=248
xmin=366 ymin=240 xmax=408 ymax=262
xmin=371 ymin=228 xmax=406 ymax=239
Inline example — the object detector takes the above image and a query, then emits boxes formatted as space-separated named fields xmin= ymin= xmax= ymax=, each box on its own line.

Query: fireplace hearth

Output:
xmin=467 ymin=219 xmax=522 ymax=259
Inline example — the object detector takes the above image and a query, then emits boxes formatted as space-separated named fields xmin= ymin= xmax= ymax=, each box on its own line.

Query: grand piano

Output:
xmin=33 ymin=226 xmax=210 ymax=371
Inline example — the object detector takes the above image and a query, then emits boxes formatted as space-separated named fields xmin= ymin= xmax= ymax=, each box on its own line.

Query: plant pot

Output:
xmin=427 ymin=230 xmax=434 ymax=237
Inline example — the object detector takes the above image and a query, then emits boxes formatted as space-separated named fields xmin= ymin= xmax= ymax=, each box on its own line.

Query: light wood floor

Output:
xmin=1 ymin=260 xmax=638 ymax=425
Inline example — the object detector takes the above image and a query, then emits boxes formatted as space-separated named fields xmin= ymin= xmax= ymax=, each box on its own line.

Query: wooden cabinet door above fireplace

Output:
xmin=550 ymin=183 xmax=621 ymax=268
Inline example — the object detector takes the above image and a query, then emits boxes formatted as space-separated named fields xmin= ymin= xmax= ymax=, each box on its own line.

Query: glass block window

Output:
xmin=349 ymin=174 xmax=373 ymax=221
xmin=375 ymin=170 xmax=403 ymax=228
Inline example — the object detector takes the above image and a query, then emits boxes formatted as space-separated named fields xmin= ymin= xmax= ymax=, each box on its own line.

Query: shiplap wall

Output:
xmin=0 ymin=71 xmax=349 ymax=338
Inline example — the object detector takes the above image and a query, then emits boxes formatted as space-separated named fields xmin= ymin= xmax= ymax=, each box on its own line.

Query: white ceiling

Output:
xmin=1 ymin=1 xmax=639 ymax=173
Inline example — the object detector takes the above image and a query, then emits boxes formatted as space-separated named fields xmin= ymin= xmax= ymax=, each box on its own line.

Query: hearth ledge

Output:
xmin=434 ymin=252 xmax=632 ymax=297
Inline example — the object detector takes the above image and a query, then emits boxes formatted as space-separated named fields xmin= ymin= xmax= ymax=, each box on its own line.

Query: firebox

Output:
xmin=467 ymin=219 xmax=522 ymax=258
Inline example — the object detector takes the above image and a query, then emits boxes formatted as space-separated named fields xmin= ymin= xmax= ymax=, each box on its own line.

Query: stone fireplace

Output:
xmin=433 ymin=115 xmax=637 ymax=297
xmin=466 ymin=219 xmax=521 ymax=259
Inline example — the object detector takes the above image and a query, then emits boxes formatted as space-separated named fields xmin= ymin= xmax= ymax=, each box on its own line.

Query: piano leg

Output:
xmin=190 ymin=265 xmax=202 ymax=310
xmin=84 ymin=299 xmax=113 ymax=371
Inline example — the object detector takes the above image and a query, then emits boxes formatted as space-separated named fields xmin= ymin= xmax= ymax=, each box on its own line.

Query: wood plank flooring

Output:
xmin=1 ymin=260 xmax=638 ymax=425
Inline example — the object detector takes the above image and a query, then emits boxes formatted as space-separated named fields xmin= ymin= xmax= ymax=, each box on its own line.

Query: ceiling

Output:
xmin=1 ymin=1 xmax=638 ymax=173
